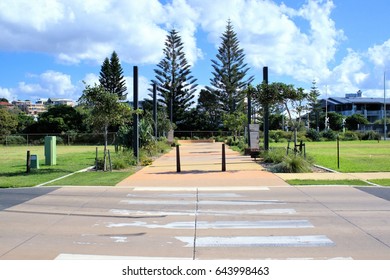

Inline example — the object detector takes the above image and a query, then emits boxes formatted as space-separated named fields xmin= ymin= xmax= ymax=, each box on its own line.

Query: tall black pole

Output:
xmin=133 ymin=66 xmax=139 ymax=164
xmin=263 ymin=66 xmax=269 ymax=151
xmin=247 ymin=89 xmax=252 ymax=147
xmin=153 ymin=83 xmax=158 ymax=138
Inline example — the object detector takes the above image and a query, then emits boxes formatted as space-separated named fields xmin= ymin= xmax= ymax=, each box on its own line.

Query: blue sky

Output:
xmin=1 ymin=0 xmax=390 ymax=103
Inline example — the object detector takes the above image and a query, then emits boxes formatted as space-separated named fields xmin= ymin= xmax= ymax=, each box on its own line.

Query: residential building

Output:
xmin=11 ymin=98 xmax=75 ymax=118
xmin=321 ymin=90 xmax=390 ymax=123
xmin=47 ymin=98 xmax=75 ymax=107
xmin=12 ymin=100 xmax=46 ymax=117
xmin=0 ymin=101 xmax=13 ymax=109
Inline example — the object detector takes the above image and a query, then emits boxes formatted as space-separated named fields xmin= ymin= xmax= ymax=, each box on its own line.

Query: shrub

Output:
xmin=262 ymin=148 xmax=286 ymax=163
xmin=96 ymin=150 xmax=137 ymax=170
xmin=270 ymin=155 xmax=312 ymax=173
xmin=305 ymin=128 xmax=320 ymax=142
xmin=3 ymin=135 xmax=26 ymax=145
xmin=269 ymin=130 xmax=284 ymax=143
xmin=339 ymin=131 xmax=359 ymax=141
xmin=361 ymin=130 xmax=381 ymax=141
xmin=320 ymin=129 xmax=337 ymax=141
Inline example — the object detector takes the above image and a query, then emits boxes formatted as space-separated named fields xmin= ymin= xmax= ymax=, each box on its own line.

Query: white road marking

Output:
xmin=120 ymin=199 xmax=284 ymax=205
xmin=105 ymin=220 xmax=312 ymax=229
xmin=55 ymin=254 xmax=192 ymax=260
xmin=109 ymin=208 xmax=296 ymax=216
xmin=176 ymin=235 xmax=334 ymax=247
xmin=132 ymin=187 xmax=269 ymax=191
xmin=199 ymin=200 xmax=284 ymax=205
xmin=126 ymin=193 xmax=244 ymax=198
xmin=110 ymin=236 xmax=128 ymax=243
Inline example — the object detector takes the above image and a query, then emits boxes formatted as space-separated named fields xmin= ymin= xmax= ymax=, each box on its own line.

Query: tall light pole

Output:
xmin=325 ymin=85 xmax=329 ymax=130
xmin=384 ymin=71 xmax=387 ymax=140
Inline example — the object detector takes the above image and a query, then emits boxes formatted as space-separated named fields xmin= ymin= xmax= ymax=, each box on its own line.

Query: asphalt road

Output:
xmin=1 ymin=185 xmax=390 ymax=260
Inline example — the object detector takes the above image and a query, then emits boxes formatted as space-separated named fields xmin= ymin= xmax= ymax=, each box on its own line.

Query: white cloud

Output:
xmin=11 ymin=71 xmax=78 ymax=101
xmin=0 ymin=87 xmax=16 ymax=101
xmin=2 ymin=0 xmax=390 ymax=102
xmin=367 ymin=39 xmax=390 ymax=68
xmin=326 ymin=49 xmax=369 ymax=93
xmin=82 ymin=73 xmax=99 ymax=87
xmin=0 ymin=0 xmax=168 ymax=65
xmin=189 ymin=0 xmax=344 ymax=83
xmin=163 ymin=0 xmax=202 ymax=66
xmin=127 ymin=75 xmax=152 ymax=101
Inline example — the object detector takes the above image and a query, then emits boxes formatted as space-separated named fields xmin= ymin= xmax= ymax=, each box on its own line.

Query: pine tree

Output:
xmin=307 ymin=80 xmax=322 ymax=131
xmin=99 ymin=51 xmax=127 ymax=100
xmin=208 ymin=20 xmax=254 ymax=114
xmin=152 ymin=29 xmax=197 ymax=125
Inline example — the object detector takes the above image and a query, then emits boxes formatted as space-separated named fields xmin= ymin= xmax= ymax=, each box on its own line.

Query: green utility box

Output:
xmin=44 ymin=136 xmax=57 ymax=165
xmin=31 ymin=154 xmax=39 ymax=169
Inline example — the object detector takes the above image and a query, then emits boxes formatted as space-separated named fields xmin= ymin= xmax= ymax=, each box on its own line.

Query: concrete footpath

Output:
xmin=117 ymin=141 xmax=289 ymax=187
xmin=117 ymin=141 xmax=390 ymax=187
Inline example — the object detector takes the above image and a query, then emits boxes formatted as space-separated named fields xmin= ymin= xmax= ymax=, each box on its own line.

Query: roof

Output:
xmin=326 ymin=97 xmax=390 ymax=105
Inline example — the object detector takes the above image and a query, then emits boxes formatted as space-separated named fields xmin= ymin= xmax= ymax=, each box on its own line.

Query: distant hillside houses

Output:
xmin=10 ymin=98 xmax=75 ymax=118
xmin=321 ymin=90 xmax=390 ymax=123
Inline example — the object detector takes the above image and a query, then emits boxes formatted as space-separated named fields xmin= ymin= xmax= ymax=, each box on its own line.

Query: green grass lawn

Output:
xmin=270 ymin=140 xmax=390 ymax=172
xmin=0 ymin=145 xmax=131 ymax=188
xmin=369 ymin=179 xmax=390 ymax=186
xmin=287 ymin=179 xmax=369 ymax=186
xmin=45 ymin=170 xmax=135 ymax=186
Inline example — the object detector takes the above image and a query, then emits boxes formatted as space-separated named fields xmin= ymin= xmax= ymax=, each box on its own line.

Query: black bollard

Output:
xmin=176 ymin=145 xmax=181 ymax=173
xmin=222 ymin=144 xmax=226 ymax=172
xmin=26 ymin=150 xmax=31 ymax=174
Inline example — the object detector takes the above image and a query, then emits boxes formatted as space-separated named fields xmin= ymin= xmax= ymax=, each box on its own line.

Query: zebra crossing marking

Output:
xmin=176 ymin=235 xmax=334 ymax=247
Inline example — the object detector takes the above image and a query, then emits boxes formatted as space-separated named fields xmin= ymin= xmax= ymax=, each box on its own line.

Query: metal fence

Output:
xmin=2 ymin=131 xmax=235 ymax=146
xmin=174 ymin=131 xmax=235 ymax=139
xmin=358 ymin=124 xmax=390 ymax=135
xmin=2 ymin=132 xmax=118 ymax=146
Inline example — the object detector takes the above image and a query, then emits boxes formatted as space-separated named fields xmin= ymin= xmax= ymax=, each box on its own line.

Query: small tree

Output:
xmin=247 ymin=82 xmax=304 ymax=147
xmin=0 ymin=108 xmax=18 ymax=141
xmin=222 ymin=111 xmax=247 ymax=136
xmin=196 ymin=89 xmax=221 ymax=130
xmin=78 ymin=84 xmax=131 ymax=171
xmin=345 ymin=114 xmax=369 ymax=130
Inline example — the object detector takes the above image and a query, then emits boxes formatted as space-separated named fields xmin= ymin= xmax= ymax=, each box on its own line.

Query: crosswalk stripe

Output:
xmin=120 ymin=199 xmax=284 ymax=205
xmin=176 ymin=235 xmax=334 ymax=247
xmin=109 ymin=208 xmax=297 ymax=216
xmin=105 ymin=220 xmax=313 ymax=229
xmin=132 ymin=187 xmax=270 ymax=191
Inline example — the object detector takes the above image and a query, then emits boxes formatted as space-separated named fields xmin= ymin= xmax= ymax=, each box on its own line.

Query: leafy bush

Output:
xmin=305 ymin=128 xmax=320 ymax=142
xmin=339 ymin=131 xmax=359 ymax=141
xmin=226 ymin=136 xmax=247 ymax=152
xmin=320 ymin=129 xmax=337 ymax=141
xmin=4 ymin=135 xmax=26 ymax=145
xmin=361 ymin=130 xmax=381 ymax=141
xmin=262 ymin=148 xmax=286 ymax=163
xmin=270 ymin=155 xmax=312 ymax=173
xmin=96 ymin=150 xmax=137 ymax=170
xmin=269 ymin=130 xmax=285 ymax=143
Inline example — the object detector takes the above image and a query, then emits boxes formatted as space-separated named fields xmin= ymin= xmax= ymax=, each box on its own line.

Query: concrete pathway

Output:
xmin=117 ymin=141 xmax=289 ymax=187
